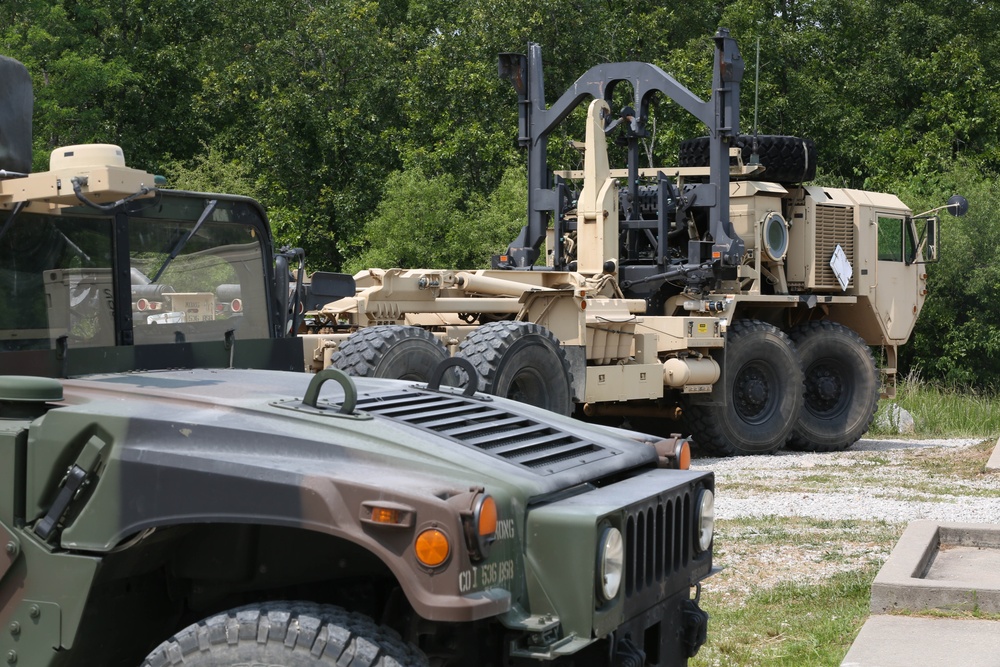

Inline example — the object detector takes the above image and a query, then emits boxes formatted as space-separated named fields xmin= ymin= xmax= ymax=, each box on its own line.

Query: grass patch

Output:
xmin=871 ymin=377 xmax=1000 ymax=437
xmin=693 ymin=567 xmax=878 ymax=667
xmin=719 ymin=516 xmax=900 ymax=547
xmin=902 ymin=439 xmax=996 ymax=477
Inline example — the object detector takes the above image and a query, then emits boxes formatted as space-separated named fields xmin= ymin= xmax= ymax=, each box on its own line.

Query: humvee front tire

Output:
xmin=331 ymin=325 xmax=449 ymax=382
xmin=141 ymin=602 xmax=429 ymax=667
xmin=787 ymin=321 xmax=879 ymax=452
xmin=684 ymin=320 xmax=803 ymax=456
xmin=458 ymin=321 xmax=573 ymax=416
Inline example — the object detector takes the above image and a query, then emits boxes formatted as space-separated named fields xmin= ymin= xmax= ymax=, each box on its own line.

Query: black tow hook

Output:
xmin=682 ymin=593 xmax=710 ymax=657
xmin=612 ymin=636 xmax=645 ymax=667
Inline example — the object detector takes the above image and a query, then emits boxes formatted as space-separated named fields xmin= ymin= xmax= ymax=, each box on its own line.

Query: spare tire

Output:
xmin=679 ymin=135 xmax=817 ymax=183
xmin=330 ymin=325 xmax=450 ymax=382
xmin=457 ymin=321 xmax=573 ymax=416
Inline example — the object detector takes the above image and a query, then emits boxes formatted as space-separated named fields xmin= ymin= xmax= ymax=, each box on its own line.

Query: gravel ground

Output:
xmin=688 ymin=437 xmax=1000 ymax=604
xmin=693 ymin=437 xmax=1000 ymax=524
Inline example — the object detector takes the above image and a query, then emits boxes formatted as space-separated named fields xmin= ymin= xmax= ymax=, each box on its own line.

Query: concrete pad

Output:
xmin=927 ymin=546 xmax=1000 ymax=587
xmin=987 ymin=436 xmax=1000 ymax=472
xmin=870 ymin=520 xmax=1000 ymax=614
xmin=841 ymin=615 xmax=1000 ymax=667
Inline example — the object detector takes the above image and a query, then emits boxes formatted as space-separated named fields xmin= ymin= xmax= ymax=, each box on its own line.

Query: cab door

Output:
xmin=874 ymin=215 xmax=922 ymax=343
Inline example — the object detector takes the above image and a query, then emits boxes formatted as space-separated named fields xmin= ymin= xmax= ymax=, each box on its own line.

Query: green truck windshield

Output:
xmin=0 ymin=205 xmax=270 ymax=352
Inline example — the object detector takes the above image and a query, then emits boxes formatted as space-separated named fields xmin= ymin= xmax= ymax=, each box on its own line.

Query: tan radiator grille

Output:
xmin=813 ymin=204 xmax=855 ymax=290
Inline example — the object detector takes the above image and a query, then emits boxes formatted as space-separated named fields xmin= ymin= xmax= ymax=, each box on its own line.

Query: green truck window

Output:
xmin=0 ymin=211 xmax=115 ymax=350
xmin=879 ymin=215 xmax=919 ymax=264
xmin=129 ymin=214 xmax=270 ymax=345
xmin=878 ymin=217 xmax=904 ymax=262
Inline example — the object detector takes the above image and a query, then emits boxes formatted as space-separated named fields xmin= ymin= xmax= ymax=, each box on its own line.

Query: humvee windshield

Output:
xmin=0 ymin=197 xmax=271 ymax=352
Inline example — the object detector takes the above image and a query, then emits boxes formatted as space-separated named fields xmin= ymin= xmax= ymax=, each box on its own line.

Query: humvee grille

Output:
xmin=623 ymin=489 xmax=692 ymax=611
xmin=353 ymin=390 xmax=617 ymax=475
xmin=814 ymin=204 xmax=855 ymax=290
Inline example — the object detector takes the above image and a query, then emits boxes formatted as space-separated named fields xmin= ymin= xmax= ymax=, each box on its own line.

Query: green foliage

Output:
xmin=161 ymin=146 xmax=257 ymax=198
xmin=872 ymin=373 xmax=1000 ymax=438
xmin=6 ymin=0 xmax=1000 ymax=387
xmin=891 ymin=165 xmax=1000 ymax=388
xmin=344 ymin=165 xmax=526 ymax=272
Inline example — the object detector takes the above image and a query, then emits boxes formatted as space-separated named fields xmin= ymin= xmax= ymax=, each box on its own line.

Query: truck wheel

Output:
xmin=787 ymin=321 xmax=878 ymax=451
xmin=458 ymin=321 xmax=573 ymax=416
xmin=683 ymin=320 xmax=803 ymax=456
xmin=678 ymin=135 xmax=817 ymax=183
xmin=331 ymin=325 xmax=448 ymax=382
xmin=141 ymin=602 xmax=428 ymax=666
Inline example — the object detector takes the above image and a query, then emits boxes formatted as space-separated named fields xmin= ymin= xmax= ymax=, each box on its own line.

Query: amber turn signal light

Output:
xmin=415 ymin=528 xmax=450 ymax=567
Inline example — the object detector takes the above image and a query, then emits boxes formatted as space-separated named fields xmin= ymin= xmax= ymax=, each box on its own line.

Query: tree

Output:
xmin=894 ymin=164 xmax=1000 ymax=388
xmin=345 ymin=165 xmax=525 ymax=272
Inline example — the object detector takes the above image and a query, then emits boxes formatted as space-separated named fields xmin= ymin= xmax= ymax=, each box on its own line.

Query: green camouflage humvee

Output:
xmin=0 ymin=54 xmax=714 ymax=666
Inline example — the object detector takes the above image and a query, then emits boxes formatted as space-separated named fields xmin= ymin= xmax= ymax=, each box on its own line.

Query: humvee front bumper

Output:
xmin=508 ymin=468 xmax=715 ymax=663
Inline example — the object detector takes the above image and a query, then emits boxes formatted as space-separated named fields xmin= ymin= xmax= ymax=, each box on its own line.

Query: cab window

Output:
xmin=877 ymin=216 xmax=915 ymax=263
xmin=0 ymin=211 xmax=115 ymax=350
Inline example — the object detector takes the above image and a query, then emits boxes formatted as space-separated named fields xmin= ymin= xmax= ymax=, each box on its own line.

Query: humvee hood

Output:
xmin=56 ymin=368 xmax=659 ymax=496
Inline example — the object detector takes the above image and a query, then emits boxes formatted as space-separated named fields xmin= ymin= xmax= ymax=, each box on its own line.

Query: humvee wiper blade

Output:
xmin=150 ymin=199 xmax=217 ymax=283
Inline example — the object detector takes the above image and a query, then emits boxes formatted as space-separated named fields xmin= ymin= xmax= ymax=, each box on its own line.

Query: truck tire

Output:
xmin=678 ymin=135 xmax=817 ymax=183
xmin=331 ymin=325 xmax=449 ymax=382
xmin=141 ymin=602 xmax=429 ymax=666
xmin=683 ymin=320 xmax=803 ymax=456
xmin=787 ymin=321 xmax=879 ymax=451
xmin=458 ymin=321 xmax=573 ymax=416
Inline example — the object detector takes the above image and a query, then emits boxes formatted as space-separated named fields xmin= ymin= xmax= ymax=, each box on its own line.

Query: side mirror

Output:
xmin=275 ymin=254 xmax=290 ymax=326
xmin=946 ymin=195 xmax=969 ymax=217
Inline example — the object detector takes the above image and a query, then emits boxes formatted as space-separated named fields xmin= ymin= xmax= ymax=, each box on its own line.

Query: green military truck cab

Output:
xmin=0 ymin=55 xmax=715 ymax=666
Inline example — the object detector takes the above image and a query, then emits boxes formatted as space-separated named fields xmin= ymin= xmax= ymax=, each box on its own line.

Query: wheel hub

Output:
xmin=806 ymin=365 xmax=845 ymax=414
xmin=735 ymin=366 xmax=771 ymax=422
xmin=816 ymin=375 xmax=839 ymax=401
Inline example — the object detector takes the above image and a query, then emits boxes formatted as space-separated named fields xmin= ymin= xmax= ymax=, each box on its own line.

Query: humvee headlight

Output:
xmin=463 ymin=494 xmax=498 ymax=562
xmin=415 ymin=528 xmax=451 ymax=568
xmin=597 ymin=526 xmax=624 ymax=602
xmin=696 ymin=489 xmax=715 ymax=552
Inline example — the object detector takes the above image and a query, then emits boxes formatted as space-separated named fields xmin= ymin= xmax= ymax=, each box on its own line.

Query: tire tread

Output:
xmin=786 ymin=320 xmax=878 ymax=452
xmin=683 ymin=319 xmax=802 ymax=456
xmin=330 ymin=325 xmax=447 ymax=381
xmin=458 ymin=321 xmax=573 ymax=415
xmin=141 ymin=602 xmax=428 ymax=667
xmin=679 ymin=135 xmax=817 ymax=183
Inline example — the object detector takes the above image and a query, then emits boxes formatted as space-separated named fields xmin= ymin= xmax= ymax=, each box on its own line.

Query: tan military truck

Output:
xmin=300 ymin=30 xmax=966 ymax=456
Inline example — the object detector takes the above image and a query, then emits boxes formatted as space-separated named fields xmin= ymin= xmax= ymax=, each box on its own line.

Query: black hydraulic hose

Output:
xmin=619 ymin=261 xmax=712 ymax=289
xmin=71 ymin=176 xmax=158 ymax=212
